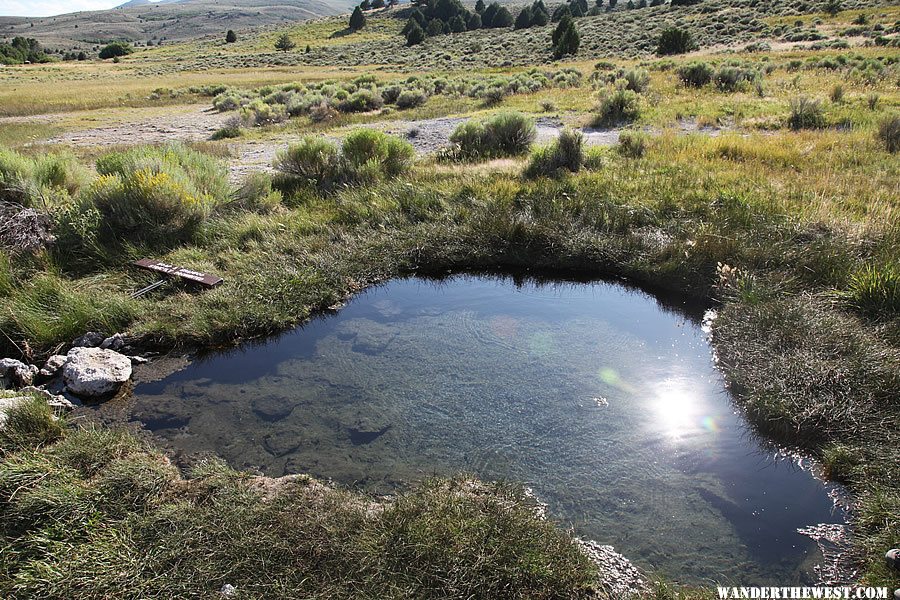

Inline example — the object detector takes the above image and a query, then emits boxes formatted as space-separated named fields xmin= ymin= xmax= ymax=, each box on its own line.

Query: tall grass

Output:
xmin=448 ymin=112 xmax=536 ymax=160
xmin=0 ymin=421 xmax=599 ymax=599
xmin=524 ymin=128 xmax=584 ymax=178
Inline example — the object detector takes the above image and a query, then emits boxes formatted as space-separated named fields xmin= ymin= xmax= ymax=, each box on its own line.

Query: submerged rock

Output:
xmin=63 ymin=347 xmax=133 ymax=398
xmin=0 ymin=358 xmax=38 ymax=387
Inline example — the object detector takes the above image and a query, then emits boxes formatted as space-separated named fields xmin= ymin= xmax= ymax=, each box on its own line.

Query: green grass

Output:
xmin=0 ymin=414 xmax=599 ymax=599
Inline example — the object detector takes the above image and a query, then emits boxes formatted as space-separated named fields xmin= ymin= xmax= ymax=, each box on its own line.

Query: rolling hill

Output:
xmin=0 ymin=0 xmax=359 ymax=51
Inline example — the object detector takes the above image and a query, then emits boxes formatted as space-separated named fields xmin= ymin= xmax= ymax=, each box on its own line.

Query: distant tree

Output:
xmin=274 ymin=33 xmax=296 ymax=51
xmin=372 ymin=0 xmax=386 ymax=8
xmin=98 ymin=41 xmax=133 ymax=59
xmin=410 ymin=7 xmax=426 ymax=24
xmin=405 ymin=21 xmax=426 ymax=45
xmin=575 ymin=0 xmax=589 ymax=14
xmin=552 ymin=14 xmax=572 ymax=45
xmin=515 ymin=7 xmax=533 ymax=29
xmin=609 ymin=0 xmax=618 ymax=7
xmin=656 ymin=26 xmax=695 ymax=54
xmin=475 ymin=0 xmax=486 ymax=12
xmin=306 ymin=44 xmax=311 ymax=52
xmin=360 ymin=0 xmax=371 ymax=8
xmin=823 ymin=0 xmax=841 ymax=15
xmin=637 ymin=0 xmax=646 ymax=7
xmin=77 ymin=51 xmax=87 ymax=60
xmin=531 ymin=6 xmax=549 ymax=26
xmin=225 ymin=29 xmax=237 ymax=43
xmin=481 ymin=2 xmax=500 ymax=26
xmin=349 ymin=6 xmax=367 ymax=30
xmin=626 ymin=0 xmax=634 ymax=7
xmin=467 ymin=12 xmax=483 ymax=29
xmin=551 ymin=4 xmax=571 ymax=21
xmin=491 ymin=6 xmax=514 ymax=27
xmin=426 ymin=18 xmax=444 ymax=35
xmin=553 ymin=20 xmax=580 ymax=57
xmin=449 ymin=14 xmax=467 ymax=32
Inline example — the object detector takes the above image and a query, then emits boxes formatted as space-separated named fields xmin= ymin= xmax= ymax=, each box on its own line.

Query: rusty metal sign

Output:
xmin=133 ymin=259 xmax=223 ymax=288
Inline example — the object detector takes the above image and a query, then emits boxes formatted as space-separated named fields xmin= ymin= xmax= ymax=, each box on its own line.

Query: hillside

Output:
xmin=0 ymin=0 xmax=358 ymax=51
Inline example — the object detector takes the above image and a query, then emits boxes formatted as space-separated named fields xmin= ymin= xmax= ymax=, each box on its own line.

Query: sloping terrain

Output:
xmin=0 ymin=0 xmax=358 ymax=50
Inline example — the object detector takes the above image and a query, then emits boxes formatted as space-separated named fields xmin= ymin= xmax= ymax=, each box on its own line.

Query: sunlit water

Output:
xmin=125 ymin=276 xmax=844 ymax=585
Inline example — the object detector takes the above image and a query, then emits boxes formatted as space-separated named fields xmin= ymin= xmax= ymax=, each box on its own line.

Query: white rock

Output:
xmin=0 ymin=358 xmax=38 ymax=386
xmin=129 ymin=356 xmax=149 ymax=365
xmin=19 ymin=386 xmax=76 ymax=411
xmin=63 ymin=347 xmax=133 ymax=398
xmin=39 ymin=354 xmax=68 ymax=378
xmin=100 ymin=333 xmax=126 ymax=351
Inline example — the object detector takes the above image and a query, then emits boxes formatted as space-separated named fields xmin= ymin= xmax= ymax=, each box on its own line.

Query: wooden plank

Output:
xmin=133 ymin=259 xmax=223 ymax=288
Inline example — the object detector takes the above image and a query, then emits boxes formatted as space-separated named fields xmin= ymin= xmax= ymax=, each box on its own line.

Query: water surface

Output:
xmin=129 ymin=276 xmax=843 ymax=585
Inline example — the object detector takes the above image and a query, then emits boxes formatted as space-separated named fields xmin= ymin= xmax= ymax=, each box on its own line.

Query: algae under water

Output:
xmin=124 ymin=276 xmax=845 ymax=585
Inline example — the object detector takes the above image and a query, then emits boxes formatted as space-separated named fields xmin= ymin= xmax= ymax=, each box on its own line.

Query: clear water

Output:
xmin=127 ymin=276 xmax=844 ymax=585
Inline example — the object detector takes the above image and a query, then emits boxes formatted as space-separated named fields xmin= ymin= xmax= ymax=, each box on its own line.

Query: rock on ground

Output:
xmin=0 ymin=358 xmax=39 ymax=387
xmin=0 ymin=387 xmax=74 ymax=428
xmin=72 ymin=331 xmax=106 ymax=348
xmin=63 ymin=347 xmax=133 ymax=398
xmin=577 ymin=540 xmax=647 ymax=599
xmin=39 ymin=354 xmax=68 ymax=378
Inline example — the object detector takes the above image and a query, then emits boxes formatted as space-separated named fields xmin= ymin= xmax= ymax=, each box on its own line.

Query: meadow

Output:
xmin=0 ymin=1 xmax=898 ymax=597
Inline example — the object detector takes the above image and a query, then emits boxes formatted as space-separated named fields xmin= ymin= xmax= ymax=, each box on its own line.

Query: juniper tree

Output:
xmin=349 ymin=6 xmax=366 ymax=30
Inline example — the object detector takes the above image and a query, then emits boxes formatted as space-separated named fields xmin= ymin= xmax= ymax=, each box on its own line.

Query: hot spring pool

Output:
xmin=121 ymin=276 xmax=845 ymax=584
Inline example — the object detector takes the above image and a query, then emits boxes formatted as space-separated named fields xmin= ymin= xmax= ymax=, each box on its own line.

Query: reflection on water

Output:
xmin=126 ymin=276 xmax=844 ymax=585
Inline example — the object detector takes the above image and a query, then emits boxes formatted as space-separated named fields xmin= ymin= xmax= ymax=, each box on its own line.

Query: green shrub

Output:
xmin=676 ymin=62 xmax=713 ymax=87
xmin=656 ymin=27 xmax=695 ymax=55
xmin=713 ymin=65 xmax=758 ymax=92
xmin=275 ymin=137 xmax=341 ymax=188
xmin=212 ymin=91 xmax=243 ymax=112
xmin=788 ymin=97 xmax=825 ymax=130
xmin=275 ymin=131 xmax=414 ymax=190
xmin=341 ymin=129 xmax=415 ymax=178
xmin=449 ymin=112 xmax=536 ymax=159
xmin=233 ymin=173 xmax=282 ymax=214
xmin=0 ymin=146 xmax=35 ymax=205
xmin=34 ymin=152 xmax=89 ymax=198
xmin=338 ymin=89 xmax=384 ymax=113
xmin=96 ymin=144 xmax=229 ymax=203
xmin=396 ymin=89 xmax=427 ymax=109
xmin=98 ymin=42 xmax=133 ymax=60
xmin=211 ymin=116 xmax=243 ymax=140
xmin=593 ymin=87 xmax=641 ymax=127
xmin=240 ymin=99 xmax=288 ymax=126
xmin=524 ymin=128 xmax=584 ymax=177
xmin=876 ymin=115 xmax=899 ymax=153
xmin=616 ymin=130 xmax=647 ymax=158
xmin=1 ymin=148 xmax=89 ymax=208
xmin=88 ymin=170 xmax=210 ymax=247
xmin=90 ymin=145 xmax=227 ymax=247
